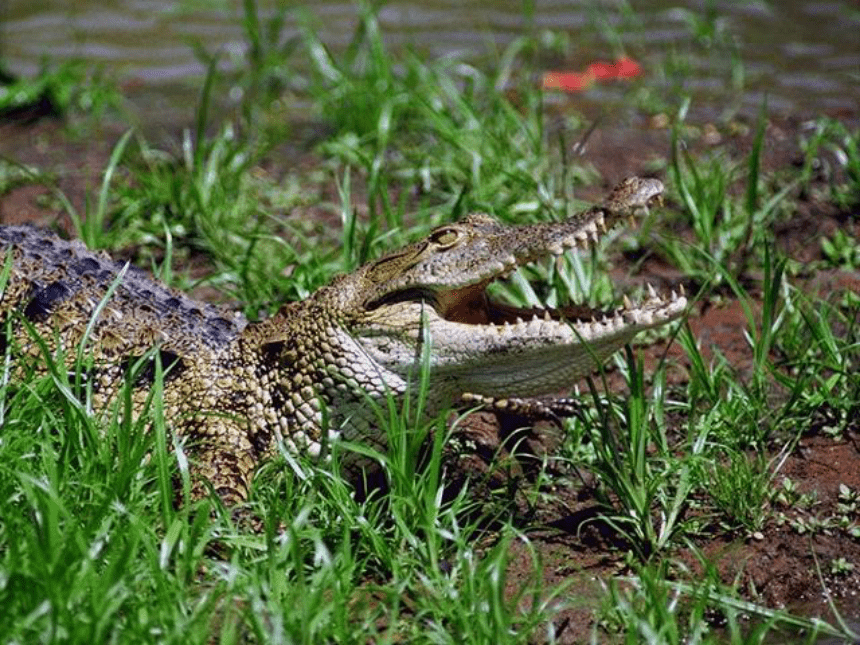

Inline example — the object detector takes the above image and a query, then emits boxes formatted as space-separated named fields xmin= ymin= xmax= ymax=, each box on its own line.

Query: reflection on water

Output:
xmin=1 ymin=0 xmax=858 ymax=122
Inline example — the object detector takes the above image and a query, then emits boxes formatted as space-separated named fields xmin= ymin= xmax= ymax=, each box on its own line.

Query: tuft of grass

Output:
xmin=697 ymin=448 xmax=775 ymax=534
xmin=66 ymin=129 xmax=135 ymax=249
xmin=821 ymin=229 xmax=860 ymax=269
xmin=577 ymin=345 xmax=697 ymax=561
xmin=598 ymin=558 xmax=854 ymax=644
xmin=0 ymin=59 xmax=122 ymax=126
xmin=672 ymin=236 xmax=806 ymax=450
xmin=800 ymin=117 xmax=860 ymax=210
xmin=773 ymin=289 xmax=860 ymax=439
xmin=233 ymin=0 xmax=301 ymax=131
xmin=0 ymin=158 xmax=53 ymax=195
xmin=661 ymin=103 xmax=798 ymax=286
xmin=597 ymin=560 xmax=718 ymax=644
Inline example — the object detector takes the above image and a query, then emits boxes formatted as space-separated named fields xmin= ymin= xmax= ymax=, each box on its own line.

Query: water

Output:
xmin=1 ymin=1 xmax=858 ymax=124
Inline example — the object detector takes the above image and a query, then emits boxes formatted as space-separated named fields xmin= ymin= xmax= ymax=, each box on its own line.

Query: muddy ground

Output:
xmin=1 ymin=110 xmax=858 ymax=643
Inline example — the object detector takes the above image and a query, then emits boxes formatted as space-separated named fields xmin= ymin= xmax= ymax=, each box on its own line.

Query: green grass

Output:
xmin=570 ymin=347 xmax=697 ymax=561
xmin=0 ymin=58 xmax=122 ymax=126
xmin=799 ymin=118 xmax=860 ymax=211
xmin=2 ymin=2 xmax=860 ymax=643
xmin=599 ymin=558 xmax=852 ymax=644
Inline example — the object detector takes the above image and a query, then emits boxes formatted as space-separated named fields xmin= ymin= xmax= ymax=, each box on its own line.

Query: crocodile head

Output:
xmin=335 ymin=177 xmax=686 ymax=405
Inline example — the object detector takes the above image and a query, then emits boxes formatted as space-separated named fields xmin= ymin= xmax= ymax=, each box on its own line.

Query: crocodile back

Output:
xmin=0 ymin=225 xmax=246 ymax=365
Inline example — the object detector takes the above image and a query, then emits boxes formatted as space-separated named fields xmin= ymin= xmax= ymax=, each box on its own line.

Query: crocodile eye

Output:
xmin=429 ymin=227 xmax=460 ymax=248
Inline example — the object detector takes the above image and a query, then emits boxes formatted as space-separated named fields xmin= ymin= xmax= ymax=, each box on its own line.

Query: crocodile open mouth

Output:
xmin=432 ymin=276 xmax=685 ymax=330
xmin=433 ymin=278 xmax=592 ymax=326
xmin=364 ymin=176 xmax=685 ymax=334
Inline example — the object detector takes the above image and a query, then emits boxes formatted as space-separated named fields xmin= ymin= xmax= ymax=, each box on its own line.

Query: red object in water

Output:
xmin=614 ymin=56 xmax=642 ymax=78
xmin=541 ymin=71 xmax=595 ymax=92
xmin=586 ymin=60 xmax=616 ymax=80
xmin=542 ymin=56 xmax=642 ymax=92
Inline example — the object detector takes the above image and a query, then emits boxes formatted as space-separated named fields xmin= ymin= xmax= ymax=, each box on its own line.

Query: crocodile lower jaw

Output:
xmin=358 ymin=279 xmax=686 ymax=400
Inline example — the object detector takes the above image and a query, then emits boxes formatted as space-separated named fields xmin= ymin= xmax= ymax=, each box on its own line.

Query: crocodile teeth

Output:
xmin=646 ymin=282 xmax=657 ymax=299
xmin=623 ymin=294 xmax=633 ymax=310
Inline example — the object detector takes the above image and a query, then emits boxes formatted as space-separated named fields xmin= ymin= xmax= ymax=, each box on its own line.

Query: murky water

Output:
xmin=1 ymin=0 xmax=858 ymax=124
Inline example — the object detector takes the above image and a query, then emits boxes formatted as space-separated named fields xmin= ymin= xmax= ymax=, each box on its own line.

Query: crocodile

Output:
xmin=0 ymin=177 xmax=686 ymax=506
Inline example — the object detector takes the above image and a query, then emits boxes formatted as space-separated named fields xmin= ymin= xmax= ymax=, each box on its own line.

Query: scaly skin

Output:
xmin=0 ymin=177 xmax=686 ymax=504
